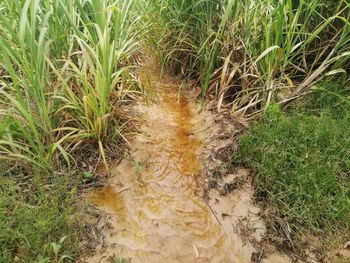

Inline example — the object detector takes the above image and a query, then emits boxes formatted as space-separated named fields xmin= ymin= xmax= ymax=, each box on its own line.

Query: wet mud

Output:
xmin=84 ymin=59 xmax=290 ymax=263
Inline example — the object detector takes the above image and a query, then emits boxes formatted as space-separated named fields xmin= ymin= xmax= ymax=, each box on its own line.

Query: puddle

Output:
xmin=85 ymin=59 xmax=289 ymax=263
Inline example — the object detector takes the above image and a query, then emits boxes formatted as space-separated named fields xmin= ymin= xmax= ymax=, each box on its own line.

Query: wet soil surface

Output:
xmin=83 ymin=59 xmax=290 ymax=263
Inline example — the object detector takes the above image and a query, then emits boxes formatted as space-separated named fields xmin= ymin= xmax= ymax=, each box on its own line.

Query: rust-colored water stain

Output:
xmin=87 ymin=59 xmax=254 ymax=263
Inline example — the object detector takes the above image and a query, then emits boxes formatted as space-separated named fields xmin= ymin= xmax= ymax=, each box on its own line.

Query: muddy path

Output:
xmin=83 ymin=59 xmax=290 ymax=263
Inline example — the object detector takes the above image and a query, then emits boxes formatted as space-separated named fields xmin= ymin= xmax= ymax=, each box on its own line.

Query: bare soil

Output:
xmin=80 ymin=58 xmax=293 ymax=263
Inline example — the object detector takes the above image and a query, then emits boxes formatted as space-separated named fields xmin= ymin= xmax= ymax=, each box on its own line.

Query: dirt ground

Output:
xmin=79 ymin=59 xmax=349 ymax=263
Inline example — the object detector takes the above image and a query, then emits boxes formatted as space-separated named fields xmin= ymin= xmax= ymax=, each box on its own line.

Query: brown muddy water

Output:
xmin=85 ymin=60 xmax=289 ymax=263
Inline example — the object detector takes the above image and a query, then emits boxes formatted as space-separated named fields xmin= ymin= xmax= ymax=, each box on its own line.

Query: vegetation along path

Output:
xmin=2 ymin=0 xmax=350 ymax=262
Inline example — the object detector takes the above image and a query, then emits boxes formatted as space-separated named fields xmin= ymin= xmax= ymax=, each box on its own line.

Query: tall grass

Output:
xmin=55 ymin=0 xmax=140 ymax=169
xmin=144 ymin=0 xmax=350 ymax=115
xmin=0 ymin=0 xmax=60 ymax=171
xmin=0 ymin=0 xmax=140 ymax=173
xmin=0 ymin=1 xmax=141 ymax=259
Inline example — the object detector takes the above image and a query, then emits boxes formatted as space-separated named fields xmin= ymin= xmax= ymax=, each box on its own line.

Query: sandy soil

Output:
xmin=81 ymin=59 xmax=291 ymax=263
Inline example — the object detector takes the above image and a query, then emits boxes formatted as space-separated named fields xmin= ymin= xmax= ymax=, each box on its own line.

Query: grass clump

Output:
xmin=233 ymin=84 xmax=350 ymax=250
xmin=0 ymin=174 xmax=83 ymax=262
xmin=0 ymin=0 xmax=141 ymax=173
xmin=143 ymin=0 xmax=350 ymax=114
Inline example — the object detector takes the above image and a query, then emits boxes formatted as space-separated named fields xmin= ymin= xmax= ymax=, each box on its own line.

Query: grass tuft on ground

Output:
xmin=0 ymin=175 xmax=84 ymax=262
xmin=233 ymin=83 xmax=350 ymax=250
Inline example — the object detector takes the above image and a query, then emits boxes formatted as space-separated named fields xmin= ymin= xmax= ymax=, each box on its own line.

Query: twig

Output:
xmin=207 ymin=203 xmax=222 ymax=226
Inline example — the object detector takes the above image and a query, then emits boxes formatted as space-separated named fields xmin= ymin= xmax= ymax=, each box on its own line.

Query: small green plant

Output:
xmin=264 ymin=103 xmax=284 ymax=122
xmin=114 ymin=257 xmax=129 ymax=263
xmin=49 ymin=236 xmax=73 ymax=262
xmin=134 ymin=161 xmax=143 ymax=175
xmin=34 ymin=236 xmax=73 ymax=263
xmin=83 ymin=171 xmax=94 ymax=180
